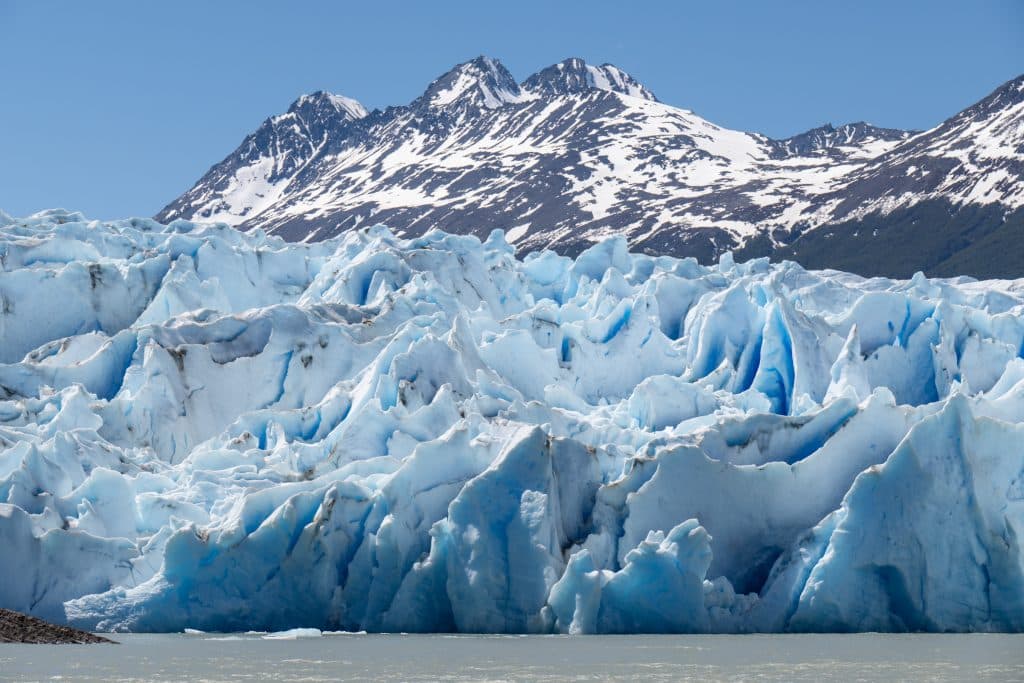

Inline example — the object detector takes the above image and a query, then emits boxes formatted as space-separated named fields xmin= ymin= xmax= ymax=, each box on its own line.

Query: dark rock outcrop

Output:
xmin=0 ymin=609 xmax=114 ymax=644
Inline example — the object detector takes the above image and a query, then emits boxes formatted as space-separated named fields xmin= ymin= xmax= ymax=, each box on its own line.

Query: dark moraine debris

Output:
xmin=0 ymin=609 xmax=115 ymax=644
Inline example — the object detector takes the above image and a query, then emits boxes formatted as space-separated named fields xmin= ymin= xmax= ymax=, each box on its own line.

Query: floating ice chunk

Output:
xmin=262 ymin=628 xmax=323 ymax=639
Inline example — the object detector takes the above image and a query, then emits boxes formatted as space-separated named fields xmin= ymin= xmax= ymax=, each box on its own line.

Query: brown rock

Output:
xmin=0 ymin=609 xmax=115 ymax=644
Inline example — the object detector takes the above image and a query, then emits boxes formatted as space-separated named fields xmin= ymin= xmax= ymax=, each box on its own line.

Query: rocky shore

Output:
xmin=0 ymin=609 xmax=114 ymax=644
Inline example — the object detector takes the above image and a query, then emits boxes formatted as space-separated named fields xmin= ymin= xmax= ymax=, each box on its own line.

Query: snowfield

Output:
xmin=0 ymin=209 xmax=1022 ymax=633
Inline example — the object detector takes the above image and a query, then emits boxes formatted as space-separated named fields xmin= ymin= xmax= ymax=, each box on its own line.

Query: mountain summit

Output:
xmin=158 ymin=61 xmax=1024 ymax=278
xmin=419 ymin=56 xmax=527 ymax=110
xmin=521 ymin=57 xmax=657 ymax=101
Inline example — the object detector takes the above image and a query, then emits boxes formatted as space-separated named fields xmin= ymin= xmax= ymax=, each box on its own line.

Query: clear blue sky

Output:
xmin=1 ymin=0 xmax=1021 ymax=220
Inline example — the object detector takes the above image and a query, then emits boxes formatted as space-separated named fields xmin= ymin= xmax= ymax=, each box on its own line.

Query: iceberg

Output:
xmin=0 ymin=209 xmax=1022 ymax=633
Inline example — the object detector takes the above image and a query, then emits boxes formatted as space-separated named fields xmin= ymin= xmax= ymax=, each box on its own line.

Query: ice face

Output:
xmin=0 ymin=211 xmax=1023 ymax=633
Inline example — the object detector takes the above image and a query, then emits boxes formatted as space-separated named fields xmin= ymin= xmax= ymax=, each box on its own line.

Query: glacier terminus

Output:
xmin=0 ymin=209 xmax=1022 ymax=634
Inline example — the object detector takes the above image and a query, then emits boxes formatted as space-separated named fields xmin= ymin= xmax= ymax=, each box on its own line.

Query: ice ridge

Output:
xmin=0 ymin=210 xmax=1022 ymax=633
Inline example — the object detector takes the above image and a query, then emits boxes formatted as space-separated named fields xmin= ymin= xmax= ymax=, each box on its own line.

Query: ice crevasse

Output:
xmin=0 ymin=209 xmax=1022 ymax=633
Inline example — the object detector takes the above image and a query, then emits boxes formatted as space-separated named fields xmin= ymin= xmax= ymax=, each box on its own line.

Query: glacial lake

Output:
xmin=1 ymin=632 xmax=1022 ymax=681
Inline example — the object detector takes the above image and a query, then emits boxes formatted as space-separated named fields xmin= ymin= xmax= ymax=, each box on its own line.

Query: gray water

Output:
xmin=1 ymin=632 xmax=1022 ymax=682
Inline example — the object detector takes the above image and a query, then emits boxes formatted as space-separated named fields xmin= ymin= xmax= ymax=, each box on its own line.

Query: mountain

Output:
xmin=158 ymin=58 xmax=1024 ymax=278
xmin=162 ymin=91 xmax=368 ymax=225
xmin=777 ymin=75 xmax=1024 ymax=278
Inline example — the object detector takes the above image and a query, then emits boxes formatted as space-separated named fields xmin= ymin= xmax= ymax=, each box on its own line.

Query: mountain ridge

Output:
xmin=158 ymin=57 xmax=1024 ymax=278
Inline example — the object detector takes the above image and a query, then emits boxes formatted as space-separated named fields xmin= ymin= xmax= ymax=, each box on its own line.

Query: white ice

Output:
xmin=0 ymin=209 xmax=1022 ymax=633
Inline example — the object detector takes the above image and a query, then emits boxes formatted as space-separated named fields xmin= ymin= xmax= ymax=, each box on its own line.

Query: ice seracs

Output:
xmin=0 ymin=211 xmax=1023 ymax=633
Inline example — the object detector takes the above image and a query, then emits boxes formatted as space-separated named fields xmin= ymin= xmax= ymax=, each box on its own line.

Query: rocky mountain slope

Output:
xmin=158 ymin=58 xmax=1024 ymax=277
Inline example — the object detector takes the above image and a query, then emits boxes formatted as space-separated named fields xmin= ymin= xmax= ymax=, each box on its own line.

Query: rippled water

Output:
xmin=1 ymin=632 xmax=1022 ymax=682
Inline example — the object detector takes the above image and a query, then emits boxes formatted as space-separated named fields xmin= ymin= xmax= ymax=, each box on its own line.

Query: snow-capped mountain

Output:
xmin=165 ymin=90 xmax=368 ymax=225
xmin=779 ymin=75 xmax=1024 ymax=277
xmin=830 ymin=75 xmax=1024 ymax=217
xmin=158 ymin=58 xmax=1024 ymax=277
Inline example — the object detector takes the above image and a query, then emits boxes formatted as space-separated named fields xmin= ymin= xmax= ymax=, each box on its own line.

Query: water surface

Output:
xmin=1 ymin=632 xmax=1022 ymax=681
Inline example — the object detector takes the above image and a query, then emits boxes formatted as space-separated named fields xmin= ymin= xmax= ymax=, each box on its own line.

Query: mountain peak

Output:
xmin=420 ymin=56 xmax=525 ymax=110
xmin=288 ymin=91 xmax=368 ymax=121
xmin=521 ymin=58 xmax=657 ymax=101
xmin=955 ymin=73 xmax=1024 ymax=123
xmin=988 ymin=73 xmax=1024 ymax=103
xmin=777 ymin=121 xmax=911 ymax=157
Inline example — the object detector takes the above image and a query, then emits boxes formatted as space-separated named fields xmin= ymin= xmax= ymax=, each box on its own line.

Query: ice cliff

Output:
xmin=0 ymin=209 xmax=1022 ymax=633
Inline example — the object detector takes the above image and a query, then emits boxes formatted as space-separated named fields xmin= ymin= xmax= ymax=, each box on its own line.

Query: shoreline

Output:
xmin=0 ymin=609 xmax=115 ymax=645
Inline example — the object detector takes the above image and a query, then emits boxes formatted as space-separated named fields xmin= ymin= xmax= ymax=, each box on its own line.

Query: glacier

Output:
xmin=0 ymin=208 xmax=1022 ymax=633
